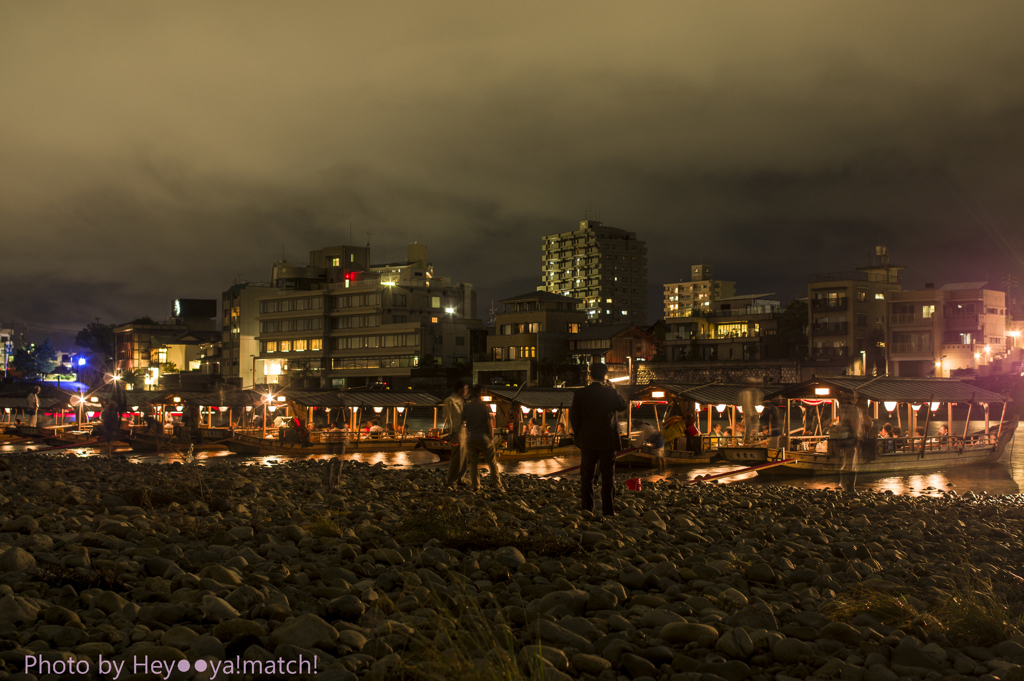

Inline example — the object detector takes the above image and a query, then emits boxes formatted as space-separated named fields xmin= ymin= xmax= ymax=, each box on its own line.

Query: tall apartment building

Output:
xmin=541 ymin=220 xmax=648 ymax=325
xmin=255 ymin=243 xmax=481 ymax=389
xmin=888 ymin=282 xmax=1007 ymax=377
xmin=663 ymin=264 xmax=736 ymax=319
xmin=807 ymin=246 xmax=903 ymax=376
xmin=472 ymin=291 xmax=586 ymax=387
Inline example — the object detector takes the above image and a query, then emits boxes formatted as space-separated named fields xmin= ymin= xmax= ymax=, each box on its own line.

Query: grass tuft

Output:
xmin=309 ymin=515 xmax=344 ymax=539
xmin=822 ymin=568 xmax=1024 ymax=646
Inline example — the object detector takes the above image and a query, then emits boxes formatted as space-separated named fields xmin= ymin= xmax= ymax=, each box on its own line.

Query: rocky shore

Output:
xmin=0 ymin=453 xmax=1024 ymax=681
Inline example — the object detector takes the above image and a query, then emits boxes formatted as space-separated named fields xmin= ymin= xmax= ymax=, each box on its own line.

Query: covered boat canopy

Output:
xmin=92 ymin=390 xmax=170 ymax=408
xmin=283 ymin=389 xmax=441 ymax=409
xmin=767 ymin=376 xmax=1009 ymax=404
xmin=0 ymin=395 xmax=69 ymax=410
xmin=170 ymin=390 xmax=266 ymax=407
xmin=632 ymin=382 xmax=783 ymax=406
xmin=482 ymin=387 xmax=576 ymax=409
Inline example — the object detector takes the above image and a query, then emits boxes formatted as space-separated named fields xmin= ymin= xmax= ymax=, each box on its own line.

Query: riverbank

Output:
xmin=1 ymin=453 xmax=1024 ymax=681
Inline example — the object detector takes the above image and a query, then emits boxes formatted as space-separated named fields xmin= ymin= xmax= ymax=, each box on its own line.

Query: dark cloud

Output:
xmin=2 ymin=2 xmax=1024 ymax=347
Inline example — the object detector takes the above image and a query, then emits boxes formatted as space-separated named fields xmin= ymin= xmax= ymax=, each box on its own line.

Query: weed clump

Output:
xmin=309 ymin=515 xmax=344 ymax=538
xmin=823 ymin=566 xmax=1024 ymax=646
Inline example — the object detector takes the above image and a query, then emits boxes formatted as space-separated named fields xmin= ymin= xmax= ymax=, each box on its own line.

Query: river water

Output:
xmin=2 ymin=421 xmax=1021 ymax=498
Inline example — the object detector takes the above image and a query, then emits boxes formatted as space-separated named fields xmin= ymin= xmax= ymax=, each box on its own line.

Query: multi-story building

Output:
xmin=471 ymin=291 xmax=586 ymax=387
xmin=567 ymin=323 xmax=655 ymax=378
xmin=256 ymin=243 xmax=481 ymax=389
xmin=113 ymin=299 xmax=218 ymax=387
xmin=221 ymin=281 xmax=275 ymax=386
xmin=807 ymin=246 xmax=903 ymax=376
xmin=888 ymin=282 xmax=1008 ymax=377
xmin=0 ymin=326 xmax=12 ymax=377
xmin=663 ymin=264 xmax=736 ymax=320
xmin=541 ymin=219 xmax=648 ymax=325
xmin=664 ymin=293 xmax=783 ymax=362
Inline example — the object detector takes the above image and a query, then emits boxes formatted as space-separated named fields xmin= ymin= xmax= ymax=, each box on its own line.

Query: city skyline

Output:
xmin=3 ymin=2 xmax=1024 ymax=347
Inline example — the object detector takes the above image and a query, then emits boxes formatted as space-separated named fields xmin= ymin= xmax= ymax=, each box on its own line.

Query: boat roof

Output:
xmin=483 ymin=387 xmax=577 ymax=408
xmin=284 ymin=390 xmax=441 ymax=408
xmin=632 ymin=382 xmax=783 ymax=406
xmin=172 ymin=390 xmax=265 ymax=407
xmin=767 ymin=376 xmax=1009 ymax=403
xmin=0 ymin=396 xmax=68 ymax=410
xmin=92 ymin=390 xmax=171 ymax=408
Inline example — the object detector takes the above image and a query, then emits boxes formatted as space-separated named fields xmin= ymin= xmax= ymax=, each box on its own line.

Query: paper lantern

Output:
xmin=884 ymin=401 xmax=897 ymax=412
xmin=715 ymin=404 xmax=726 ymax=413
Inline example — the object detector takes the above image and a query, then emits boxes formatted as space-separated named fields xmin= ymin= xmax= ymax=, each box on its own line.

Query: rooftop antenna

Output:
xmin=366 ymin=232 xmax=370 ymax=249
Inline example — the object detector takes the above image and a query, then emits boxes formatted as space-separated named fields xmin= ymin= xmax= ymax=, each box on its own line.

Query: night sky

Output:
xmin=4 ymin=2 xmax=1024 ymax=348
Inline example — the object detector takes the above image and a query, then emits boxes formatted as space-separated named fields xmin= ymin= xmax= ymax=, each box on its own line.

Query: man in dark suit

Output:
xmin=569 ymin=363 xmax=627 ymax=516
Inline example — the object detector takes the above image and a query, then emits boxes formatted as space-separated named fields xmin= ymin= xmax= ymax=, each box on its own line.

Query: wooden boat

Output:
xmin=758 ymin=417 xmax=1019 ymax=476
xmin=121 ymin=426 xmax=227 ymax=453
xmin=753 ymin=376 xmax=1016 ymax=476
xmin=719 ymin=444 xmax=774 ymax=464
xmin=16 ymin=424 xmax=105 ymax=447
xmin=617 ymin=446 xmax=716 ymax=467
xmin=417 ymin=434 xmax=578 ymax=461
xmin=225 ymin=428 xmax=422 ymax=457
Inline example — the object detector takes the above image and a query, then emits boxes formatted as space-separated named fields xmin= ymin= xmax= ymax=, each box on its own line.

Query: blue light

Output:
xmin=78 ymin=358 xmax=86 ymax=366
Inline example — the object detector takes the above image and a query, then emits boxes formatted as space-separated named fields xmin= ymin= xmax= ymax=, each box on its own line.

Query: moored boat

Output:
xmin=753 ymin=376 xmax=1016 ymax=476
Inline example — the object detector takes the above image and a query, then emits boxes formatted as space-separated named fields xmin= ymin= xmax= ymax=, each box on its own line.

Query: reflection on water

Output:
xmin=1 ymin=421 xmax=1020 ymax=498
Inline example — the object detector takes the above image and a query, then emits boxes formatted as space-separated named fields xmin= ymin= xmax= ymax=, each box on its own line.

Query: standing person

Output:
xmin=27 ymin=386 xmax=40 ymax=427
xmin=444 ymin=380 xmax=469 ymax=488
xmin=462 ymin=385 xmax=503 ymax=491
xmin=738 ymin=378 xmax=763 ymax=444
xmin=761 ymin=398 xmax=782 ymax=450
xmin=569 ymin=363 xmax=627 ymax=517
xmin=101 ymin=402 xmax=120 ymax=457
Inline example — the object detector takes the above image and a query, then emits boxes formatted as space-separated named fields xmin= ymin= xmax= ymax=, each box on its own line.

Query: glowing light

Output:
xmin=716 ymin=404 xmax=726 ymax=413
xmin=396 ymin=407 xmax=405 ymax=413
xmin=755 ymin=405 xmax=765 ymax=414
xmin=351 ymin=406 xmax=358 ymax=412
xmin=884 ymin=401 xmax=897 ymax=412
xmin=78 ymin=358 xmax=86 ymax=366
xmin=975 ymin=353 xmax=981 ymax=359
xmin=481 ymin=396 xmax=491 ymax=402
xmin=814 ymin=388 xmax=830 ymax=396
xmin=245 ymin=406 xmax=253 ymax=412
xmin=373 ymin=407 xmax=384 ymax=413
xmin=276 ymin=396 xmax=286 ymax=402
xmin=694 ymin=403 xmax=701 ymax=411
xmin=131 ymin=406 xmax=138 ymax=412
xmin=218 ymin=406 xmax=228 ymax=412
xmin=912 ymin=404 xmax=922 ymax=411
xmin=176 ymin=406 xmax=183 ymax=412
xmin=268 ymin=406 xmax=277 ymax=412
xmin=930 ymin=402 xmax=941 ymax=411
xmin=521 ymin=406 xmax=530 ymax=414
xmin=651 ymin=391 xmax=665 ymax=398
xmin=444 ymin=307 xmax=456 ymax=314
xmin=89 ymin=397 xmax=99 ymax=403
xmin=86 ymin=411 xmax=95 ymax=418
xmin=607 ymin=376 xmax=630 ymax=383
xmin=985 ymin=346 xmax=991 ymax=354
xmin=173 ymin=397 xmax=181 ymax=403
xmin=325 ymin=407 xmax=331 ymax=412
xmin=489 ymin=404 xmax=497 ymax=413
xmin=737 ymin=406 xmax=743 ymax=414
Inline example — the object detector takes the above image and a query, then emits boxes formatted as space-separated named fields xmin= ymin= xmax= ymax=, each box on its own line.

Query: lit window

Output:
xmin=310 ymin=339 xmax=322 ymax=351
xmin=431 ymin=317 xmax=438 ymax=323
xmin=293 ymin=340 xmax=307 ymax=352
xmin=875 ymin=293 xmax=884 ymax=300
xmin=432 ymin=296 xmax=441 ymax=308
xmin=265 ymin=341 xmax=277 ymax=353
xmin=280 ymin=341 xmax=291 ymax=352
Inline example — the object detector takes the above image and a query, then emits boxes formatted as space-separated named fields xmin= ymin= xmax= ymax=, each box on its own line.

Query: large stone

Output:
xmin=62 ymin=547 xmax=90 ymax=569
xmin=94 ymin=591 xmax=128 ymax=615
xmin=716 ymin=627 xmax=756 ymax=660
xmin=587 ymin=587 xmax=618 ymax=611
xmin=161 ymin=625 xmax=200 ymax=649
xmin=725 ymin=604 xmax=778 ymax=630
xmin=493 ymin=546 xmax=526 ymax=568
xmin=0 ymin=595 xmax=39 ymax=624
xmin=771 ymin=637 xmax=813 ymax=665
xmin=268 ymin=613 xmax=339 ymax=648
xmin=1 ymin=516 xmax=39 ymax=534
xmin=201 ymin=564 xmax=242 ymax=586
xmin=0 ymin=548 xmax=35 ymax=572
xmin=621 ymin=653 xmax=659 ymax=678
xmin=890 ymin=636 xmax=944 ymax=671
xmin=821 ymin=621 xmax=866 ymax=644
xmin=537 ymin=589 xmax=588 ymax=616
xmin=536 ymin=620 xmax=595 ymax=654
xmin=212 ymin=618 xmax=266 ymax=641
xmin=659 ymin=622 xmax=720 ymax=647
xmin=568 ymin=652 xmax=608 ymax=676
xmin=202 ymin=596 xmax=240 ymax=623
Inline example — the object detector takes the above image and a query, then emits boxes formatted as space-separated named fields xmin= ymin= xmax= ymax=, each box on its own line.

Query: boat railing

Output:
xmin=794 ymin=433 xmax=998 ymax=457
xmin=308 ymin=430 xmax=351 ymax=444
